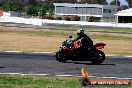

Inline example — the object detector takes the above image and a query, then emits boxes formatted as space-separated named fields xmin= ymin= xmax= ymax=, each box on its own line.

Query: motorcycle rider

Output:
xmin=73 ymin=29 xmax=93 ymax=55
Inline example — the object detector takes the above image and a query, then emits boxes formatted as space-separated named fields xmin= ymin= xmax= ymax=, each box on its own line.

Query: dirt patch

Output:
xmin=0 ymin=33 xmax=64 ymax=52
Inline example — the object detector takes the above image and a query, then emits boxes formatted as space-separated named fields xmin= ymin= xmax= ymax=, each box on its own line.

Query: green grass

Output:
xmin=0 ymin=29 xmax=132 ymax=41
xmin=0 ymin=75 xmax=131 ymax=88
xmin=83 ymin=27 xmax=132 ymax=33
xmin=90 ymin=34 xmax=132 ymax=41
xmin=33 ymin=25 xmax=80 ymax=30
xmin=0 ymin=29 xmax=70 ymax=36
xmin=34 ymin=25 xmax=132 ymax=33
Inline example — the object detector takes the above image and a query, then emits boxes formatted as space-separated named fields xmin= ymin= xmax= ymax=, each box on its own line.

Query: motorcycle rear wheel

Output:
xmin=91 ymin=51 xmax=105 ymax=65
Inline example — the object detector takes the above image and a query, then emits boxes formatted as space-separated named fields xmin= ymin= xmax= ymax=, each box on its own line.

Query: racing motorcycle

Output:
xmin=56 ymin=36 xmax=106 ymax=64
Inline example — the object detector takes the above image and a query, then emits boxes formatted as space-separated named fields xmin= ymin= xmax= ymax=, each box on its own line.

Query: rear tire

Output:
xmin=91 ymin=51 xmax=105 ymax=65
xmin=56 ymin=51 xmax=68 ymax=62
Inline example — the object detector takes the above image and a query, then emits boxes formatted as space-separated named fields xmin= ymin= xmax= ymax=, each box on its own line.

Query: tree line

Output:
xmin=0 ymin=0 xmax=131 ymax=17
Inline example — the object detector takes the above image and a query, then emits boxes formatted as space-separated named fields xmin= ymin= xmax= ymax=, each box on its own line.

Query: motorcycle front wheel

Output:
xmin=56 ymin=51 xmax=69 ymax=62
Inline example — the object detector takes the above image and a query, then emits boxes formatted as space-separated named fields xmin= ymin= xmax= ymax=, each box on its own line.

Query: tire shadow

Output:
xmin=0 ymin=67 xmax=5 ymax=68
xmin=65 ymin=61 xmax=116 ymax=66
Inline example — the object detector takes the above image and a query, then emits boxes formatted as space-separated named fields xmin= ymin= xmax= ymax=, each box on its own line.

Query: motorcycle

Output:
xmin=56 ymin=36 xmax=106 ymax=64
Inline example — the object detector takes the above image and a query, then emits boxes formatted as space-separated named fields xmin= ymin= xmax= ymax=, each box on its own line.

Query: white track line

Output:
xmin=0 ymin=73 xmax=50 ymax=76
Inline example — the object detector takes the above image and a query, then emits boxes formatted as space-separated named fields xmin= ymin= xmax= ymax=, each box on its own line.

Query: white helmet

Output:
xmin=77 ymin=29 xmax=84 ymax=35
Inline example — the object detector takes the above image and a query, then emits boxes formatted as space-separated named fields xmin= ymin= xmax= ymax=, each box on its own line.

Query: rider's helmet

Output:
xmin=77 ymin=29 xmax=84 ymax=35
xmin=69 ymin=35 xmax=72 ymax=39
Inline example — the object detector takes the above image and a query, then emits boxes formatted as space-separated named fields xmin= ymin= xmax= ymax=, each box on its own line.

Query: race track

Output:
xmin=0 ymin=52 xmax=132 ymax=79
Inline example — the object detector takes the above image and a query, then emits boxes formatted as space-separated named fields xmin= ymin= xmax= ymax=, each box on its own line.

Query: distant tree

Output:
xmin=47 ymin=9 xmax=54 ymax=16
xmin=13 ymin=0 xmax=28 ymax=11
xmin=62 ymin=0 xmax=77 ymax=3
xmin=79 ymin=0 xmax=98 ymax=4
xmin=25 ymin=4 xmax=35 ymax=16
xmin=126 ymin=0 xmax=132 ymax=8
xmin=49 ymin=0 xmax=76 ymax=3
xmin=28 ymin=0 xmax=37 ymax=5
xmin=47 ymin=0 xmax=77 ymax=10
xmin=79 ymin=0 xmax=108 ymax=5
xmin=25 ymin=4 xmax=46 ymax=16
xmin=121 ymin=5 xmax=128 ymax=10
xmin=1 ymin=0 xmax=17 ymax=11
xmin=98 ymin=0 xmax=108 ymax=5
xmin=110 ymin=0 xmax=121 ymax=6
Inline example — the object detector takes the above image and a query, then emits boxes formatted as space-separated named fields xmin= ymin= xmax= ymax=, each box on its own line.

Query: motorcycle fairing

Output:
xmin=95 ymin=43 xmax=106 ymax=50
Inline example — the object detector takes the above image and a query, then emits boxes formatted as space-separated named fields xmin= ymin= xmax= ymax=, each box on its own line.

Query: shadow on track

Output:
xmin=65 ymin=61 xmax=116 ymax=66
xmin=0 ymin=67 xmax=5 ymax=68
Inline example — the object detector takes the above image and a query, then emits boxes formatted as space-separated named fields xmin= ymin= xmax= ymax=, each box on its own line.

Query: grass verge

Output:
xmin=34 ymin=25 xmax=132 ymax=33
xmin=0 ymin=75 xmax=131 ymax=88
xmin=0 ymin=28 xmax=132 ymax=40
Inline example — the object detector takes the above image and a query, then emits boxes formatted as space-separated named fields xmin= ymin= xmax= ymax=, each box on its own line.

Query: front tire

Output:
xmin=56 ymin=51 xmax=68 ymax=62
xmin=91 ymin=51 xmax=105 ymax=65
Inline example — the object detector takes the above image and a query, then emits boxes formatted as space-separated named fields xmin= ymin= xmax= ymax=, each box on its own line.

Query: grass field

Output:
xmin=0 ymin=75 xmax=131 ymax=88
xmin=0 ymin=26 xmax=132 ymax=55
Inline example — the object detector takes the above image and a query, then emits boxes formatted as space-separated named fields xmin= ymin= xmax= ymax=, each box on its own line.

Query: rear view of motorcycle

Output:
xmin=56 ymin=36 xmax=106 ymax=65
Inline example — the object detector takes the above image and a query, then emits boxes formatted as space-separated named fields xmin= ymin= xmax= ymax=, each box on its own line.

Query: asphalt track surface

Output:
xmin=0 ymin=52 xmax=132 ymax=79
